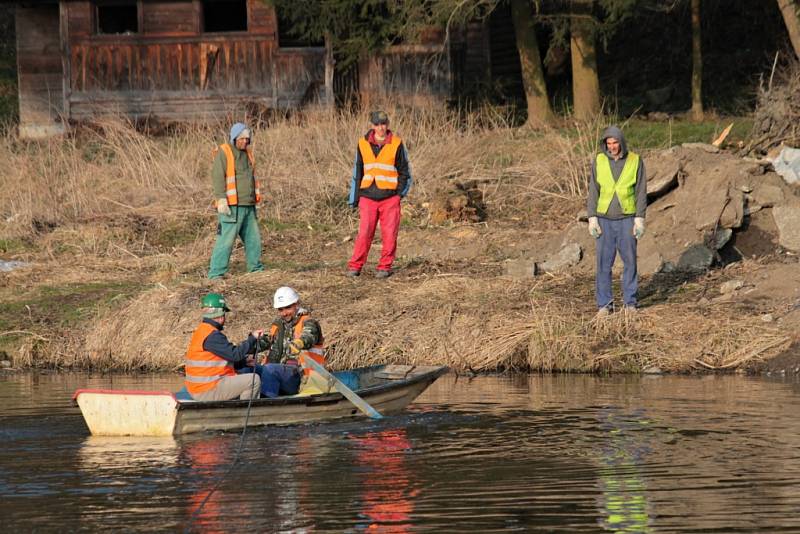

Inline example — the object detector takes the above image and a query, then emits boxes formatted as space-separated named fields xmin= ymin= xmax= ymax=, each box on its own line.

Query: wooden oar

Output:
xmin=301 ymin=356 xmax=383 ymax=420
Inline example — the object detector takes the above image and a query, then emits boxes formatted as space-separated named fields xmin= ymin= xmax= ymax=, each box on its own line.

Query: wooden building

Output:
xmin=14 ymin=0 xmax=460 ymax=138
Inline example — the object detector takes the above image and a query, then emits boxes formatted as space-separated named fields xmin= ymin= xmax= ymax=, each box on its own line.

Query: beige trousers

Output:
xmin=194 ymin=374 xmax=261 ymax=401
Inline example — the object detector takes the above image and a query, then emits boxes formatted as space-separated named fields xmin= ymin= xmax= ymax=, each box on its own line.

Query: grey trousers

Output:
xmin=193 ymin=374 xmax=261 ymax=401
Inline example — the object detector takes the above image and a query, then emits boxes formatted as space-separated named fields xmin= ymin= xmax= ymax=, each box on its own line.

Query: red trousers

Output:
xmin=348 ymin=195 xmax=401 ymax=272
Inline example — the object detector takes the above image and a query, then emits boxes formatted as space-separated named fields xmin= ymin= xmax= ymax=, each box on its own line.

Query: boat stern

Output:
xmin=73 ymin=389 xmax=179 ymax=437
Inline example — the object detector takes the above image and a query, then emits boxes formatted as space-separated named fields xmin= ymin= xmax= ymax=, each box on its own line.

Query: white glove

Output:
xmin=588 ymin=216 xmax=601 ymax=238
xmin=633 ymin=217 xmax=645 ymax=239
xmin=217 ymin=199 xmax=231 ymax=216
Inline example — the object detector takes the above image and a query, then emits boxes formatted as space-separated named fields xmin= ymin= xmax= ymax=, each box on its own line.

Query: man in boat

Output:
xmin=208 ymin=122 xmax=264 ymax=279
xmin=242 ymin=286 xmax=325 ymax=397
xmin=346 ymin=110 xmax=413 ymax=279
xmin=184 ymin=292 xmax=264 ymax=401
xmin=587 ymin=125 xmax=648 ymax=317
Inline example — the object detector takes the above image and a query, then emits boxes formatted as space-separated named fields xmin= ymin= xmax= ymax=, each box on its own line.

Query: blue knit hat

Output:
xmin=229 ymin=122 xmax=251 ymax=144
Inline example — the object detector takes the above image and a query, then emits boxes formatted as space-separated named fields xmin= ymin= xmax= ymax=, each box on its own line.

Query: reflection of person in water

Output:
xmin=183 ymin=436 xmax=250 ymax=531
xmin=352 ymin=429 xmax=417 ymax=532
xmin=595 ymin=408 xmax=653 ymax=533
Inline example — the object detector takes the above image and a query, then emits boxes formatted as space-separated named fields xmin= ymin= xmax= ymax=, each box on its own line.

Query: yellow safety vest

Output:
xmin=358 ymin=136 xmax=401 ymax=190
xmin=595 ymin=152 xmax=639 ymax=215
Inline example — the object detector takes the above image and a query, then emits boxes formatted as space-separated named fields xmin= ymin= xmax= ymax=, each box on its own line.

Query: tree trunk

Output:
xmin=570 ymin=13 xmax=601 ymax=120
xmin=778 ymin=0 xmax=800 ymax=59
xmin=510 ymin=0 xmax=553 ymax=126
xmin=324 ymin=32 xmax=335 ymax=108
xmin=691 ymin=0 xmax=704 ymax=121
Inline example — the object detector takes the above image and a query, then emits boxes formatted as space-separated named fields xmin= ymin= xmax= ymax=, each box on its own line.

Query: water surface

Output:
xmin=1 ymin=372 xmax=799 ymax=532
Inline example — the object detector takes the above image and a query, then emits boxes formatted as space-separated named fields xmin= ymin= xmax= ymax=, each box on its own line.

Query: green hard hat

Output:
xmin=201 ymin=293 xmax=230 ymax=312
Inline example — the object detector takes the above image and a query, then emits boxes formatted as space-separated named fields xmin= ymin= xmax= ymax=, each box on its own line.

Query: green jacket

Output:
xmin=211 ymin=143 xmax=257 ymax=206
xmin=259 ymin=310 xmax=323 ymax=364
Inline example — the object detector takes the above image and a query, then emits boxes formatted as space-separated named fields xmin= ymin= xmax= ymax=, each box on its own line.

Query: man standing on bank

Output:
xmin=347 ymin=111 xmax=413 ymax=279
xmin=208 ymin=122 xmax=264 ymax=279
xmin=587 ymin=126 xmax=647 ymax=316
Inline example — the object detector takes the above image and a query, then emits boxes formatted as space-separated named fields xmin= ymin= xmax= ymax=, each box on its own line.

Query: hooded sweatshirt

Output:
xmin=587 ymin=126 xmax=647 ymax=219
xmin=211 ymin=123 xmax=257 ymax=206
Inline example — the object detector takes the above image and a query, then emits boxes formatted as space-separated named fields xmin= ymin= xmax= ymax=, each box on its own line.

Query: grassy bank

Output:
xmin=0 ymin=108 xmax=784 ymax=372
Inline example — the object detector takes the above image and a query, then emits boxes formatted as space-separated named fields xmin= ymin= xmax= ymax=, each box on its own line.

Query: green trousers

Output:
xmin=208 ymin=205 xmax=264 ymax=279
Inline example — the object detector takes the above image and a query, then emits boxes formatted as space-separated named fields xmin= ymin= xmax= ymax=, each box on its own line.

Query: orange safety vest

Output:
xmin=269 ymin=314 xmax=326 ymax=376
xmin=358 ymin=135 xmax=401 ymax=191
xmin=184 ymin=322 xmax=237 ymax=396
xmin=218 ymin=143 xmax=262 ymax=206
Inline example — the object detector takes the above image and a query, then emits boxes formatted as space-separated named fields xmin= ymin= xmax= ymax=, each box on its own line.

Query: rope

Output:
xmin=184 ymin=337 xmax=262 ymax=533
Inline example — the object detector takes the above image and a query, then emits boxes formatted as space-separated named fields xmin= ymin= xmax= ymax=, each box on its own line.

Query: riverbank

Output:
xmin=1 ymin=108 xmax=797 ymax=374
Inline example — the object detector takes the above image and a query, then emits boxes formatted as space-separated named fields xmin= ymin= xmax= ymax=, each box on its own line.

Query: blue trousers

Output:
xmin=595 ymin=217 xmax=638 ymax=309
xmin=240 ymin=363 xmax=301 ymax=398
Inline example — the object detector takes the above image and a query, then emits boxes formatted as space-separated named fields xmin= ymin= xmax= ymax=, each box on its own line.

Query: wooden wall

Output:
xmin=58 ymin=0 xmax=322 ymax=120
xmin=359 ymin=45 xmax=451 ymax=109
xmin=16 ymin=4 xmax=65 ymax=138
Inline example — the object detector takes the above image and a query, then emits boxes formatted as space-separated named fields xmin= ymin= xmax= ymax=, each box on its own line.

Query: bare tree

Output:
xmin=510 ymin=0 xmax=554 ymax=125
xmin=691 ymin=0 xmax=703 ymax=120
xmin=778 ymin=0 xmax=800 ymax=59
xmin=570 ymin=3 xmax=601 ymax=119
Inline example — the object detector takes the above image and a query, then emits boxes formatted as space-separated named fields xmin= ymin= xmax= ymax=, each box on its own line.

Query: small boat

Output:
xmin=73 ymin=364 xmax=448 ymax=437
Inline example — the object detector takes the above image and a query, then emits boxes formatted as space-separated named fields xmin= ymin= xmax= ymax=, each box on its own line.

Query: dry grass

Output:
xmin=1 ymin=107 xmax=792 ymax=374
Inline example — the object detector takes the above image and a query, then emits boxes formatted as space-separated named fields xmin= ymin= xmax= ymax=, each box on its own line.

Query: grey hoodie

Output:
xmin=587 ymin=126 xmax=647 ymax=219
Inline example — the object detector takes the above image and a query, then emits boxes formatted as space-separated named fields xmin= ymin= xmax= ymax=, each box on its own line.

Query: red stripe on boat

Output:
xmin=72 ymin=389 xmax=177 ymax=401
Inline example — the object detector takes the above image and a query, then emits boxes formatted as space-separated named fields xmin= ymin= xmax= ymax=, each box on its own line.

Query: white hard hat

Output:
xmin=273 ymin=286 xmax=300 ymax=309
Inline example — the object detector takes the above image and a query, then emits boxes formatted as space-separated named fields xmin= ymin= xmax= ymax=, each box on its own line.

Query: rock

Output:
xmin=719 ymin=279 xmax=744 ymax=294
xmin=713 ymin=292 xmax=734 ymax=303
xmin=719 ymin=188 xmax=745 ymax=229
xmin=537 ymin=243 xmax=582 ymax=274
xmin=708 ymin=228 xmax=733 ymax=250
xmin=639 ymin=252 xmax=666 ymax=275
xmin=772 ymin=205 xmax=800 ymax=251
xmin=750 ymin=184 xmax=784 ymax=208
xmin=659 ymin=261 xmax=676 ymax=273
xmin=505 ymin=258 xmax=536 ymax=279
xmin=0 ymin=360 xmax=10 ymax=368
xmin=760 ymin=313 xmax=774 ymax=322
xmin=646 ymin=155 xmax=681 ymax=200
xmin=677 ymin=244 xmax=715 ymax=272
xmin=0 ymin=261 xmax=28 ymax=272
xmin=744 ymin=204 xmax=763 ymax=216
xmin=681 ymin=142 xmax=720 ymax=153
xmin=771 ymin=146 xmax=800 ymax=185
xmin=643 ymin=366 xmax=663 ymax=374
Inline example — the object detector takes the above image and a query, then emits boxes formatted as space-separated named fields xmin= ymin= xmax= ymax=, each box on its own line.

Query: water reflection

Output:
xmin=595 ymin=409 xmax=652 ymax=533
xmin=351 ymin=429 xmax=416 ymax=532
xmin=79 ymin=436 xmax=179 ymax=471
xmin=1 ymin=372 xmax=800 ymax=532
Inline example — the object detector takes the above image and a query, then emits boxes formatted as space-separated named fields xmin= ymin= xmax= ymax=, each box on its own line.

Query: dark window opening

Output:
xmin=96 ymin=2 xmax=138 ymax=34
xmin=203 ymin=0 xmax=247 ymax=33
xmin=276 ymin=9 xmax=322 ymax=47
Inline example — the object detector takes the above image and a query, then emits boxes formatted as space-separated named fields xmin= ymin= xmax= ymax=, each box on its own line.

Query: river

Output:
xmin=1 ymin=371 xmax=799 ymax=532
